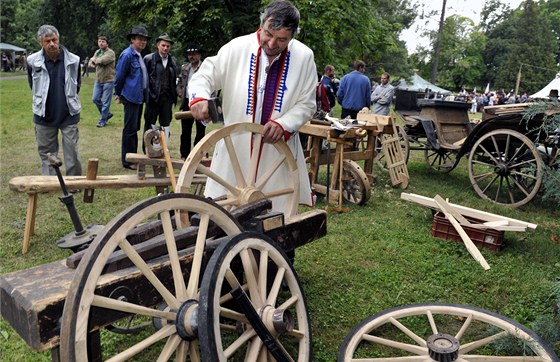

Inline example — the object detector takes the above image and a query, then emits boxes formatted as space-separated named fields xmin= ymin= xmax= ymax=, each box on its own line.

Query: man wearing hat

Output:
xmin=176 ymin=43 xmax=204 ymax=159
xmin=114 ymin=26 xmax=150 ymax=170
xmin=143 ymin=33 xmax=177 ymax=146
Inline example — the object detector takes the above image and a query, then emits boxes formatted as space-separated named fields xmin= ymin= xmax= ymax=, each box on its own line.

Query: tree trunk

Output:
xmin=431 ymin=0 xmax=447 ymax=84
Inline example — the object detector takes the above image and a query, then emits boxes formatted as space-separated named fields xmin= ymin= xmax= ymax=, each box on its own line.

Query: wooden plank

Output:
xmin=434 ymin=196 xmax=491 ymax=270
xmin=400 ymin=193 xmax=537 ymax=229
xmin=125 ymin=153 xmax=186 ymax=170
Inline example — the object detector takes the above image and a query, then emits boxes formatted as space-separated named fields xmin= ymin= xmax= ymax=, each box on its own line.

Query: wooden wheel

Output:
xmin=468 ymin=129 xmax=543 ymax=207
xmin=338 ymin=303 xmax=558 ymax=361
xmin=198 ymin=231 xmax=312 ymax=361
xmin=340 ymin=160 xmax=371 ymax=206
xmin=60 ymin=193 xmax=243 ymax=361
xmin=177 ymin=123 xmax=300 ymax=220
xmin=424 ymin=147 xmax=457 ymax=172
xmin=375 ymin=125 xmax=410 ymax=171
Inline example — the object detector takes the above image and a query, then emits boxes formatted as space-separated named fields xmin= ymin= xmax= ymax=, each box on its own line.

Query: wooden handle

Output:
xmin=174 ymin=111 xmax=193 ymax=120
xmin=159 ymin=131 xmax=176 ymax=192
xmin=83 ymin=158 xmax=99 ymax=203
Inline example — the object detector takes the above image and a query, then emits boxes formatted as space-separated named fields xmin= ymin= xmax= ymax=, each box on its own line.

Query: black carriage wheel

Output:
xmin=59 ymin=193 xmax=243 ymax=361
xmin=468 ymin=129 xmax=543 ymax=207
xmin=199 ymin=231 xmax=312 ymax=361
xmin=338 ymin=303 xmax=558 ymax=361
xmin=340 ymin=160 xmax=371 ymax=206
xmin=424 ymin=148 xmax=457 ymax=172
xmin=375 ymin=125 xmax=411 ymax=172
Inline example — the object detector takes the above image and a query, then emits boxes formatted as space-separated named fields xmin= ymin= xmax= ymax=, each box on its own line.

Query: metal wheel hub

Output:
xmin=494 ymin=162 xmax=510 ymax=176
xmin=175 ymin=299 xmax=199 ymax=341
xmin=426 ymin=333 xmax=459 ymax=362
xmin=260 ymin=305 xmax=294 ymax=335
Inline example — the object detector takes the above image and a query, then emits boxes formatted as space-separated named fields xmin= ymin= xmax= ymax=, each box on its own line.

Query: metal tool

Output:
xmin=173 ymin=97 xmax=223 ymax=124
xmin=48 ymin=153 xmax=104 ymax=251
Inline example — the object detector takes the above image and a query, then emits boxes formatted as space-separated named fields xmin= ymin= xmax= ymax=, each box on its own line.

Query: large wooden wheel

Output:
xmin=60 ymin=193 xmax=243 ymax=361
xmin=468 ymin=129 xmax=543 ymax=207
xmin=198 ymin=232 xmax=312 ymax=361
xmin=340 ymin=160 xmax=371 ymax=206
xmin=177 ymin=123 xmax=300 ymax=220
xmin=338 ymin=303 xmax=558 ymax=361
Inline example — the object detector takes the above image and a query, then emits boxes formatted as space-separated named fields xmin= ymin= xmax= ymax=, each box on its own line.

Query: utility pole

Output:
xmin=431 ymin=0 xmax=447 ymax=84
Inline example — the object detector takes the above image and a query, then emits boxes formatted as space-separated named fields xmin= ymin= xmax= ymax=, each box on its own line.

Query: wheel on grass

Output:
xmin=340 ymin=160 xmax=371 ymax=206
xmin=198 ymin=231 xmax=312 ymax=361
xmin=375 ymin=125 xmax=410 ymax=171
xmin=424 ymin=148 xmax=457 ymax=172
xmin=338 ymin=303 xmax=558 ymax=361
xmin=468 ymin=129 xmax=543 ymax=207
xmin=177 ymin=123 xmax=300 ymax=220
xmin=60 ymin=193 xmax=243 ymax=361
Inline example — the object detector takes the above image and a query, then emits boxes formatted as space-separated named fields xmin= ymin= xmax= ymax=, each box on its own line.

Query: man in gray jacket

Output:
xmin=89 ymin=35 xmax=116 ymax=127
xmin=27 ymin=25 xmax=82 ymax=176
xmin=371 ymin=72 xmax=394 ymax=116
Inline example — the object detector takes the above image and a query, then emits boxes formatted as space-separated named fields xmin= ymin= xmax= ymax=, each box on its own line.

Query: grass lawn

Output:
xmin=1 ymin=76 xmax=559 ymax=360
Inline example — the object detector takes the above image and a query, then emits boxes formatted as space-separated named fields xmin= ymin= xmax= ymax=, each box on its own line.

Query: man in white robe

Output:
xmin=188 ymin=0 xmax=316 ymax=216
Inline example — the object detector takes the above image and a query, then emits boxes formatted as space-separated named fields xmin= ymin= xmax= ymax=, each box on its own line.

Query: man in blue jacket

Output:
xmin=27 ymin=25 xmax=82 ymax=176
xmin=114 ymin=26 xmax=150 ymax=170
xmin=337 ymin=60 xmax=371 ymax=119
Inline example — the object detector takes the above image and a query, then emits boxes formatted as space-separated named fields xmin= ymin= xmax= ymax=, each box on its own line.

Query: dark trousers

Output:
xmin=143 ymin=97 xmax=173 ymax=152
xmin=341 ymin=108 xmax=359 ymax=119
xmin=122 ymin=98 xmax=143 ymax=167
xmin=180 ymin=118 xmax=206 ymax=158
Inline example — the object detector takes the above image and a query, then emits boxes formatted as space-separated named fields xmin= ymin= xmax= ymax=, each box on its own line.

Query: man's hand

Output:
xmin=190 ymin=100 xmax=210 ymax=122
xmin=263 ymin=122 xmax=283 ymax=144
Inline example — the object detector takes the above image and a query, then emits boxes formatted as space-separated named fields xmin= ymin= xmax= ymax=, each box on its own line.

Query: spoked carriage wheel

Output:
xmin=198 ymin=232 xmax=312 ymax=361
xmin=340 ymin=160 xmax=371 ymax=206
xmin=60 ymin=193 xmax=243 ymax=361
xmin=177 ymin=123 xmax=300 ymax=220
xmin=338 ymin=303 xmax=558 ymax=361
xmin=468 ymin=129 xmax=543 ymax=207
xmin=424 ymin=148 xmax=457 ymax=172
xmin=375 ymin=125 xmax=410 ymax=171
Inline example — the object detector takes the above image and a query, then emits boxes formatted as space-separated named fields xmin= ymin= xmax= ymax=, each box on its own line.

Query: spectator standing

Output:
xmin=320 ymin=65 xmax=337 ymax=111
xmin=143 ymin=33 xmax=177 ymax=145
xmin=114 ymin=26 xmax=150 ymax=170
xmin=89 ymin=36 xmax=116 ymax=128
xmin=27 ymin=25 xmax=82 ymax=176
xmin=188 ymin=0 xmax=316 ymax=214
xmin=82 ymin=57 xmax=89 ymax=77
xmin=176 ymin=44 xmax=205 ymax=159
xmin=337 ymin=60 xmax=371 ymax=119
xmin=520 ymin=92 xmax=528 ymax=102
xmin=370 ymin=72 xmax=394 ymax=116
xmin=2 ymin=53 xmax=9 ymax=72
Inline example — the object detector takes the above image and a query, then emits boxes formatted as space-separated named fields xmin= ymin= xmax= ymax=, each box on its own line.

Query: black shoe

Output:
xmin=124 ymin=164 xmax=138 ymax=170
xmin=107 ymin=113 xmax=114 ymax=121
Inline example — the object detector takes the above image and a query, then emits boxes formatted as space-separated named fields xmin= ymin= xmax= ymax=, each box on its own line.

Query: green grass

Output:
xmin=1 ymin=77 xmax=559 ymax=360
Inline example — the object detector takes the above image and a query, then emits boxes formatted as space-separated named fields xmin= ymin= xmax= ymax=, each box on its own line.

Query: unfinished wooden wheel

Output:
xmin=338 ymin=303 xmax=557 ymax=361
xmin=340 ymin=160 xmax=371 ymax=206
xmin=198 ymin=231 xmax=312 ymax=361
xmin=60 ymin=193 xmax=243 ymax=361
xmin=177 ymin=123 xmax=300 ymax=220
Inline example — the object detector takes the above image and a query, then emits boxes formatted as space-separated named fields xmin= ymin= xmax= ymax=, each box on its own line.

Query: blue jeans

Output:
xmin=92 ymin=81 xmax=114 ymax=123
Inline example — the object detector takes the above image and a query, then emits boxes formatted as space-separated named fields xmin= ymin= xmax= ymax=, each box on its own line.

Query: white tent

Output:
xmin=0 ymin=43 xmax=27 ymax=71
xmin=530 ymin=74 xmax=560 ymax=99
xmin=395 ymin=73 xmax=452 ymax=95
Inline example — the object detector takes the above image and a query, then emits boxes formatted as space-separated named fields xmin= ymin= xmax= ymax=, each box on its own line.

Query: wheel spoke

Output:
xmin=258 ymin=250 xmax=269 ymax=300
xmin=91 ymin=295 xmax=175 ymax=319
xmin=195 ymin=163 xmax=241 ymax=197
xmin=240 ymin=248 xmax=264 ymax=307
xmin=223 ymin=135 xmax=248 ymax=189
xmin=118 ymin=239 xmax=180 ymax=308
xmin=389 ymin=317 xmax=426 ymax=346
xmin=106 ymin=325 xmax=176 ymax=362
xmin=263 ymin=186 xmax=296 ymax=199
xmin=160 ymin=211 xmax=187 ymax=300
xmin=223 ymin=328 xmax=257 ymax=358
xmin=361 ymin=334 xmax=427 ymax=354
xmin=156 ymin=334 xmax=182 ymax=362
xmin=427 ymin=310 xmax=437 ymax=334
xmin=255 ymin=153 xmax=287 ymax=190
xmin=459 ymin=330 xmax=509 ymax=353
xmin=455 ymin=313 xmax=473 ymax=340
xmin=266 ymin=267 xmax=286 ymax=306
xmin=186 ymin=213 xmax=210 ymax=298
xmin=248 ymin=133 xmax=264 ymax=185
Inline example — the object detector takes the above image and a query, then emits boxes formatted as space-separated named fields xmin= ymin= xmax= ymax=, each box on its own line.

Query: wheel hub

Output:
xmin=494 ymin=162 xmax=510 ymax=176
xmin=426 ymin=333 xmax=459 ymax=362
xmin=260 ymin=305 xmax=294 ymax=335
xmin=175 ymin=300 xmax=199 ymax=341
xmin=239 ymin=186 xmax=266 ymax=204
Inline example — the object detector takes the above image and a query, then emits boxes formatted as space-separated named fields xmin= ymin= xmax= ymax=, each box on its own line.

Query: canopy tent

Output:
xmin=0 ymin=43 xmax=27 ymax=71
xmin=530 ymin=74 xmax=560 ymax=99
xmin=395 ymin=73 xmax=452 ymax=95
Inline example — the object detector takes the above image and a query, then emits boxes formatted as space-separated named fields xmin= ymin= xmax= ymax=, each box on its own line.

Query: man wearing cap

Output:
xmin=188 ymin=0 xmax=316 ymax=214
xmin=176 ymin=43 xmax=204 ymax=159
xmin=89 ymin=35 xmax=116 ymax=128
xmin=114 ymin=26 xmax=150 ymax=170
xmin=143 ymin=34 xmax=177 ymax=146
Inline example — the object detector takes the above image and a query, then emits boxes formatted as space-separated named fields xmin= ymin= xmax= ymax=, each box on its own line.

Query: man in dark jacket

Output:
xmin=143 ymin=33 xmax=177 ymax=148
xmin=114 ymin=26 xmax=150 ymax=170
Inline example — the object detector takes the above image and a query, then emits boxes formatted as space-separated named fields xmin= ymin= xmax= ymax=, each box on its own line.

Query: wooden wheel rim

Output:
xmin=177 ymin=123 xmax=300 ymax=220
xmin=338 ymin=303 xmax=557 ymax=361
xmin=60 ymin=193 xmax=243 ymax=361
xmin=199 ymin=232 xmax=312 ymax=361
xmin=468 ymin=129 xmax=543 ymax=207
